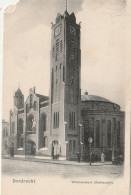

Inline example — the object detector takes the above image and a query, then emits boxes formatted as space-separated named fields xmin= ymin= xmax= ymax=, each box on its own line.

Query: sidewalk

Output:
xmin=2 ymin=155 xmax=113 ymax=166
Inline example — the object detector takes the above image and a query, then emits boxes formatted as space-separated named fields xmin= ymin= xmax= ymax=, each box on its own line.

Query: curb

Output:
xmin=2 ymin=156 xmax=113 ymax=167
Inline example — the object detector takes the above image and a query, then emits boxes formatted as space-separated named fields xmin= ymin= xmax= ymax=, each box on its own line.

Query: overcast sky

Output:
xmin=2 ymin=0 xmax=126 ymax=121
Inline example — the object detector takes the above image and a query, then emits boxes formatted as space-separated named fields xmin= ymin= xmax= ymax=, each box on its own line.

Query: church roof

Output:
xmin=81 ymin=93 xmax=112 ymax=103
xmin=36 ymin=94 xmax=49 ymax=102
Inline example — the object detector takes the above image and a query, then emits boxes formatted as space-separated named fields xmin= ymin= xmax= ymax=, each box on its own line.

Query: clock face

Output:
xmin=70 ymin=26 xmax=76 ymax=35
xmin=55 ymin=25 xmax=61 ymax=37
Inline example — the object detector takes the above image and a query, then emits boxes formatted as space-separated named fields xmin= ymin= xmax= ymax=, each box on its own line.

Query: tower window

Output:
xmin=60 ymin=40 xmax=63 ymax=53
xmin=53 ymin=112 xmax=59 ymax=129
xmin=56 ymin=39 xmax=59 ymax=61
xmin=69 ymin=112 xmax=75 ymax=130
xmin=71 ymin=41 xmax=75 ymax=60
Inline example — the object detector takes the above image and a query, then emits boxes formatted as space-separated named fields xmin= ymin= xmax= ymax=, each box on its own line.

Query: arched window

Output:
xmin=3 ymin=128 xmax=7 ymax=137
xmin=18 ymin=119 xmax=23 ymax=135
xmin=27 ymin=115 xmax=36 ymax=132
xmin=53 ymin=112 xmax=59 ymax=129
xmin=4 ymin=140 xmax=7 ymax=150
xmin=107 ymin=120 xmax=111 ymax=147
xmin=96 ymin=120 xmax=100 ymax=147
xmin=17 ymin=119 xmax=24 ymax=148
xmin=116 ymin=121 xmax=120 ymax=147
xmin=43 ymin=137 xmax=48 ymax=147
xmin=41 ymin=113 xmax=47 ymax=132
xmin=60 ymin=40 xmax=63 ymax=53
xmin=30 ymin=94 xmax=33 ymax=108
xmin=20 ymin=138 xmax=24 ymax=148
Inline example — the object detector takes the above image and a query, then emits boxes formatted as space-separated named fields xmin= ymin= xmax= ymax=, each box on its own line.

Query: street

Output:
xmin=2 ymin=158 xmax=124 ymax=179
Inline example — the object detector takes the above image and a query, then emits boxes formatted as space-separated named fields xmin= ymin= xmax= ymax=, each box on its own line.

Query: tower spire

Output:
xmin=66 ymin=0 xmax=67 ymax=12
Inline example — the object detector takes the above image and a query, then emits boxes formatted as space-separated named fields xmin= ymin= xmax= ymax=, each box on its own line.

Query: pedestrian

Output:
xmin=77 ymin=152 xmax=81 ymax=162
xmin=101 ymin=152 xmax=105 ymax=163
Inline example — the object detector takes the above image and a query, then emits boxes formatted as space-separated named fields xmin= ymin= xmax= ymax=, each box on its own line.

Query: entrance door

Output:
xmin=26 ymin=141 xmax=36 ymax=155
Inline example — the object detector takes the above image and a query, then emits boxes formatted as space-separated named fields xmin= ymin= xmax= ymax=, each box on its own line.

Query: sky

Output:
xmin=2 ymin=0 xmax=127 ymax=121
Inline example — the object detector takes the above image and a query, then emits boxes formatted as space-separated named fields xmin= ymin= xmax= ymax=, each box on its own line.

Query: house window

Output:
xmin=107 ymin=120 xmax=111 ymax=147
xmin=95 ymin=120 xmax=100 ymax=147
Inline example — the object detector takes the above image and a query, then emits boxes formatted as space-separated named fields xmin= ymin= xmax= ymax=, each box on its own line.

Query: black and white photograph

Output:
xmin=1 ymin=0 xmax=130 ymax=195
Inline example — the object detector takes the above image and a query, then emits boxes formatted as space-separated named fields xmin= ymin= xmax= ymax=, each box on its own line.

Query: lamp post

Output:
xmin=65 ymin=141 xmax=68 ymax=160
xmin=88 ymin=137 xmax=93 ymax=165
xmin=79 ymin=123 xmax=84 ymax=161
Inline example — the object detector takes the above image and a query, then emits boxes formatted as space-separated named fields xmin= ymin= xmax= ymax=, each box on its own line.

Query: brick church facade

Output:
xmin=8 ymin=10 xmax=125 ymax=161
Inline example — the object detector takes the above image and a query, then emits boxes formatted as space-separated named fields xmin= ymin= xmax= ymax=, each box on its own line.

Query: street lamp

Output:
xmin=88 ymin=137 xmax=93 ymax=165
xmin=65 ymin=141 xmax=68 ymax=160
xmin=79 ymin=123 xmax=84 ymax=161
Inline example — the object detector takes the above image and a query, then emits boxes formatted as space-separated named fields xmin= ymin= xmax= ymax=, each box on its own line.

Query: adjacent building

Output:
xmin=2 ymin=120 xmax=9 ymax=155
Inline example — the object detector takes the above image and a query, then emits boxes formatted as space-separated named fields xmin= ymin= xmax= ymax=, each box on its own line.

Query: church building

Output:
xmin=9 ymin=9 xmax=125 ymax=161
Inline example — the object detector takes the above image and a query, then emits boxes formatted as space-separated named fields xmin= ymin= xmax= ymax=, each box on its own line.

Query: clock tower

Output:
xmin=49 ymin=10 xmax=81 ymax=159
